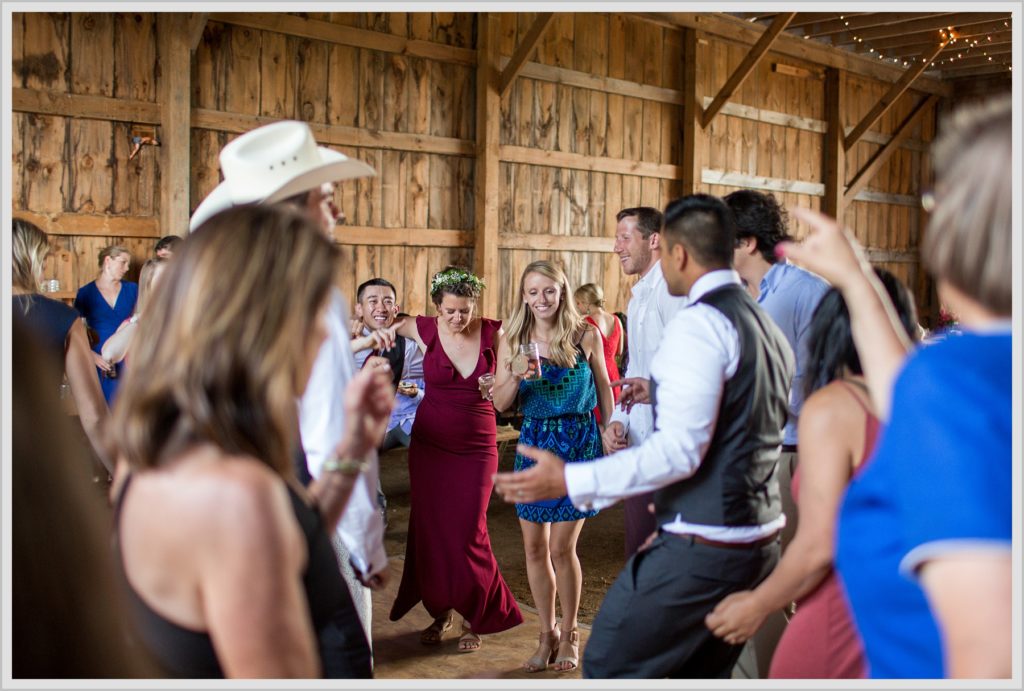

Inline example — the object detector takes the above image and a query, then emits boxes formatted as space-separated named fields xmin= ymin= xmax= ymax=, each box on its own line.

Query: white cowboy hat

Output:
xmin=188 ymin=120 xmax=376 ymax=232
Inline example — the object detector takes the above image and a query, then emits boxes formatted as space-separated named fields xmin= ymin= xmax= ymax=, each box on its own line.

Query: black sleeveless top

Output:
xmin=13 ymin=294 xmax=77 ymax=367
xmin=113 ymin=472 xmax=372 ymax=678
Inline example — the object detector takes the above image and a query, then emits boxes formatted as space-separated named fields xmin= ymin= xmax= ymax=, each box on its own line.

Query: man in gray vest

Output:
xmin=494 ymin=194 xmax=794 ymax=678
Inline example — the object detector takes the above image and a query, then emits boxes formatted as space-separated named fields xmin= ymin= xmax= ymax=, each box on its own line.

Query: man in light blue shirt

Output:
xmin=725 ymin=189 xmax=829 ymax=678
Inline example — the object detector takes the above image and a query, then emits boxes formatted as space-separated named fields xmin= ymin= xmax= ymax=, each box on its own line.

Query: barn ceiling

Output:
xmin=728 ymin=12 xmax=1013 ymax=81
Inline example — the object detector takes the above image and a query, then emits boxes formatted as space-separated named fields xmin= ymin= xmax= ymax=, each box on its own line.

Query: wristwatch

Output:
xmin=322 ymin=455 xmax=370 ymax=477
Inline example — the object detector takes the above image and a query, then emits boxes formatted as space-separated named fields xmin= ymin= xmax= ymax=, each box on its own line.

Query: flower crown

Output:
xmin=430 ymin=268 xmax=486 ymax=295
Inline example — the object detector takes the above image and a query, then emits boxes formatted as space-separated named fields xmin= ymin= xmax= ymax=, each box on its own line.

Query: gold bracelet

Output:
xmin=322 ymin=456 xmax=370 ymax=477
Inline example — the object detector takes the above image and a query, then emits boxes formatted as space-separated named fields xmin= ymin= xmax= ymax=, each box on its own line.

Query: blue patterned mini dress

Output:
xmin=514 ymin=343 xmax=601 ymax=523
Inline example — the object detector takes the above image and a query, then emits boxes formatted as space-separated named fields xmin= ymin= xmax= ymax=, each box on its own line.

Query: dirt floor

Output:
xmin=379 ymin=443 xmax=628 ymax=626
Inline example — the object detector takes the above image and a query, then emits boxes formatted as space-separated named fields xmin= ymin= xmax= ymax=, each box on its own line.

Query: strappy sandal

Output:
xmin=419 ymin=610 xmax=454 ymax=645
xmin=553 ymin=627 xmax=579 ymax=672
xmin=457 ymin=622 xmax=482 ymax=653
xmin=523 ymin=628 xmax=558 ymax=672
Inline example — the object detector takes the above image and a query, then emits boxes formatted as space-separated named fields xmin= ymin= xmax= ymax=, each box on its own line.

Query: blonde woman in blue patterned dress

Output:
xmin=492 ymin=260 xmax=613 ymax=673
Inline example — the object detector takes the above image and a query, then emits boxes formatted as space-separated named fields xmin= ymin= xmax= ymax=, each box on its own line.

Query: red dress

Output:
xmin=389 ymin=317 xmax=523 ymax=634
xmin=585 ymin=314 xmax=621 ymax=423
xmin=768 ymin=382 xmax=876 ymax=679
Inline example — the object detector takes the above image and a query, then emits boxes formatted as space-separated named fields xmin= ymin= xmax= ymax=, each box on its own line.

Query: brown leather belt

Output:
xmin=672 ymin=530 xmax=781 ymax=550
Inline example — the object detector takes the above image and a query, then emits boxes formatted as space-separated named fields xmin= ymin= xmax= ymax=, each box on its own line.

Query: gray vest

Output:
xmin=653 ymin=283 xmax=794 ymax=527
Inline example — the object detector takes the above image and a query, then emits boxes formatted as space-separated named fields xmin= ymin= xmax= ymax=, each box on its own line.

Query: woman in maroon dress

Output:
xmin=704 ymin=270 xmax=918 ymax=678
xmin=388 ymin=266 xmax=523 ymax=651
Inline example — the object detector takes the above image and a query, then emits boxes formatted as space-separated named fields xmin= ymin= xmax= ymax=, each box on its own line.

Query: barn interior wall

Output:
xmin=13 ymin=11 xmax=1001 ymax=324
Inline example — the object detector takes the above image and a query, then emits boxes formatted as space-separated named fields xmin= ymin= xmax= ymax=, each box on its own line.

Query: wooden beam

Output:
xmin=499 ymin=57 xmax=685 ymax=105
xmin=680 ymin=27 xmax=701 ymax=196
xmin=702 ymin=169 xmax=824 ymax=197
xmin=834 ymin=12 xmax=1010 ymax=44
xmin=936 ymin=51 xmax=1011 ymax=70
xmin=187 ymin=12 xmax=208 ymax=52
xmin=474 ymin=13 xmax=501 ymax=318
xmin=822 ymin=67 xmax=846 ymax=222
xmin=864 ymin=248 xmax=920 ymax=263
xmin=13 ymin=210 xmax=160 ymax=237
xmin=801 ymin=12 xmax=952 ymax=38
xmin=864 ymin=20 xmax=1011 ymax=52
xmin=941 ymin=61 xmax=1013 ymax=80
xmin=330 ymin=226 xmax=472 ymax=248
xmin=700 ymin=12 xmax=796 ymax=128
xmin=498 ymin=12 xmax=554 ymax=97
xmin=632 ymin=12 xmax=952 ymax=96
xmin=844 ymin=40 xmax=947 ymax=151
xmin=159 ymin=14 xmax=191 ymax=238
xmin=884 ymin=31 xmax=1011 ymax=58
xmin=211 ymin=12 xmax=477 ymax=66
xmin=498 ymin=233 xmax=612 ymax=253
xmin=500 ymin=145 xmax=682 ymax=180
xmin=13 ymin=88 xmax=160 ymax=123
xmin=844 ymin=95 xmax=938 ymax=204
xmin=786 ymin=13 xmax=869 ymax=30
xmin=191 ymin=108 xmax=474 ymax=157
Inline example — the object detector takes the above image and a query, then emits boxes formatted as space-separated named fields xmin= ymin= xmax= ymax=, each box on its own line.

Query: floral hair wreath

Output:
xmin=430 ymin=268 xmax=486 ymax=295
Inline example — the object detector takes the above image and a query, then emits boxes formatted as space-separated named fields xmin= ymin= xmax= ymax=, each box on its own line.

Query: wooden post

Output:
xmin=822 ymin=67 xmax=846 ymax=224
xmin=680 ymin=27 xmax=701 ymax=196
xmin=158 ymin=14 xmax=191 ymax=237
xmin=474 ymin=13 xmax=501 ymax=318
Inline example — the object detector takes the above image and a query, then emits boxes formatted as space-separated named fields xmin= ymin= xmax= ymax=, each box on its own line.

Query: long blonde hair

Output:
xmin=504 ymin=260 xmax=584 ymax=369
xmin=112 ymin=205 xmax=339 ymax=477
xmin=574 ymin=283 xmax=605 ymax=310
xmin=134 ymin=257 xmax=166 ymax=318
xmin=12 ymin=219 xmax=49 ymax=293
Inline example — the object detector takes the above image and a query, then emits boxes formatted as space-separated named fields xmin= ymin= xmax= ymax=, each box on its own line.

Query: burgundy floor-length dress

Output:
xmin=389 ymin=316 xmax=523 ymax=634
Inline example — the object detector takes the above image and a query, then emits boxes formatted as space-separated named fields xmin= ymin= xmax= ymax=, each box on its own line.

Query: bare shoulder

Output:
xmin=800 ymin=382 xmax=869 ymax=448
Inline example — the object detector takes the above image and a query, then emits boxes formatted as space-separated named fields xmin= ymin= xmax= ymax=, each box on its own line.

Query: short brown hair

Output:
xmin=98 ymin=244 xmax=130 ymax=269
xmin=616 ymin=207 xmax=663 ymax=239
xmin=921 ymin=95 xmax=1011 ymax=316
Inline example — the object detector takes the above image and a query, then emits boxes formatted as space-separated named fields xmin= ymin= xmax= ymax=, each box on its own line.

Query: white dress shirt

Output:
xmin=608 ymin=261 xmax=688 ymax=445
xmin=566 ymin=270 xmax=786 ymax=542
xmin=299 ymin=289 xmax=388 ymax=578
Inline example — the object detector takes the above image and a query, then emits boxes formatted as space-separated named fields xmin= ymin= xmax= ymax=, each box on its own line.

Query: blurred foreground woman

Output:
xmin=110 ymin=206 xmax=393 ymax=678
xmin=782 ymin=95 xmax=1012 ymax=678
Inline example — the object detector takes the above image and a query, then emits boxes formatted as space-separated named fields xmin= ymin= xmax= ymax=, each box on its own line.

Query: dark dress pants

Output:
xmin=583 ymin=531 xmax=780 ymax=679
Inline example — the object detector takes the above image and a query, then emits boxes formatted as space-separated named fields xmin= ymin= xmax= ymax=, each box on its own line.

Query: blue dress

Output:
xmin=835 ymin=330 xmax=1011 ymax=678
xmin=514 ymin=344 xmax=601 ymax=523
xmin=74 ymin=280 xmax=138 ymax=404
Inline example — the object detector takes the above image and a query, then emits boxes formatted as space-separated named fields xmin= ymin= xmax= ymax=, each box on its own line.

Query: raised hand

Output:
xmin=780 ymin=207 xmax=872 ymax=291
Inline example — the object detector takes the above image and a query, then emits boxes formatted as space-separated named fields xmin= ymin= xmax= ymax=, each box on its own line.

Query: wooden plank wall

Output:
xmin=696 ymin=36 xmax=937 ymax=325
xmin=496 ymin=13 xmax=682 ymax=318
xmin=12 ymin=12 xmax=160 ymax=297
xmin=11 ymin=11 xmax=944 ymax=322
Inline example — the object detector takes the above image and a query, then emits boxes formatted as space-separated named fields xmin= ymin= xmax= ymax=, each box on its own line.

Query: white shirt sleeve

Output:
xmin=565 ymin=304 xmax=739 ymax=511
xmin=299 ymin=291 xmax=387 ymax=578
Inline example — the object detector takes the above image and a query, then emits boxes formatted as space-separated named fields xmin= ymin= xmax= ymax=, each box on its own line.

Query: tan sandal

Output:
xmin=457 ymin=622 xmax=482 ymax=653
xmin=523 ymin=628 xmax=558 ymax=672
xmin=420 ymin=610 xmax=454 ymax=645
xmin=553 ymin=627 xmax=579 ymax=672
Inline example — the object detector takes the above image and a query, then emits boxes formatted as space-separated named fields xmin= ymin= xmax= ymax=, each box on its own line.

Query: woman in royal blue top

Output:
xmin=74 ymin=244 xmax=138 ymax=403
xmin=782 ymin=95 xmax=1012 ymax=678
